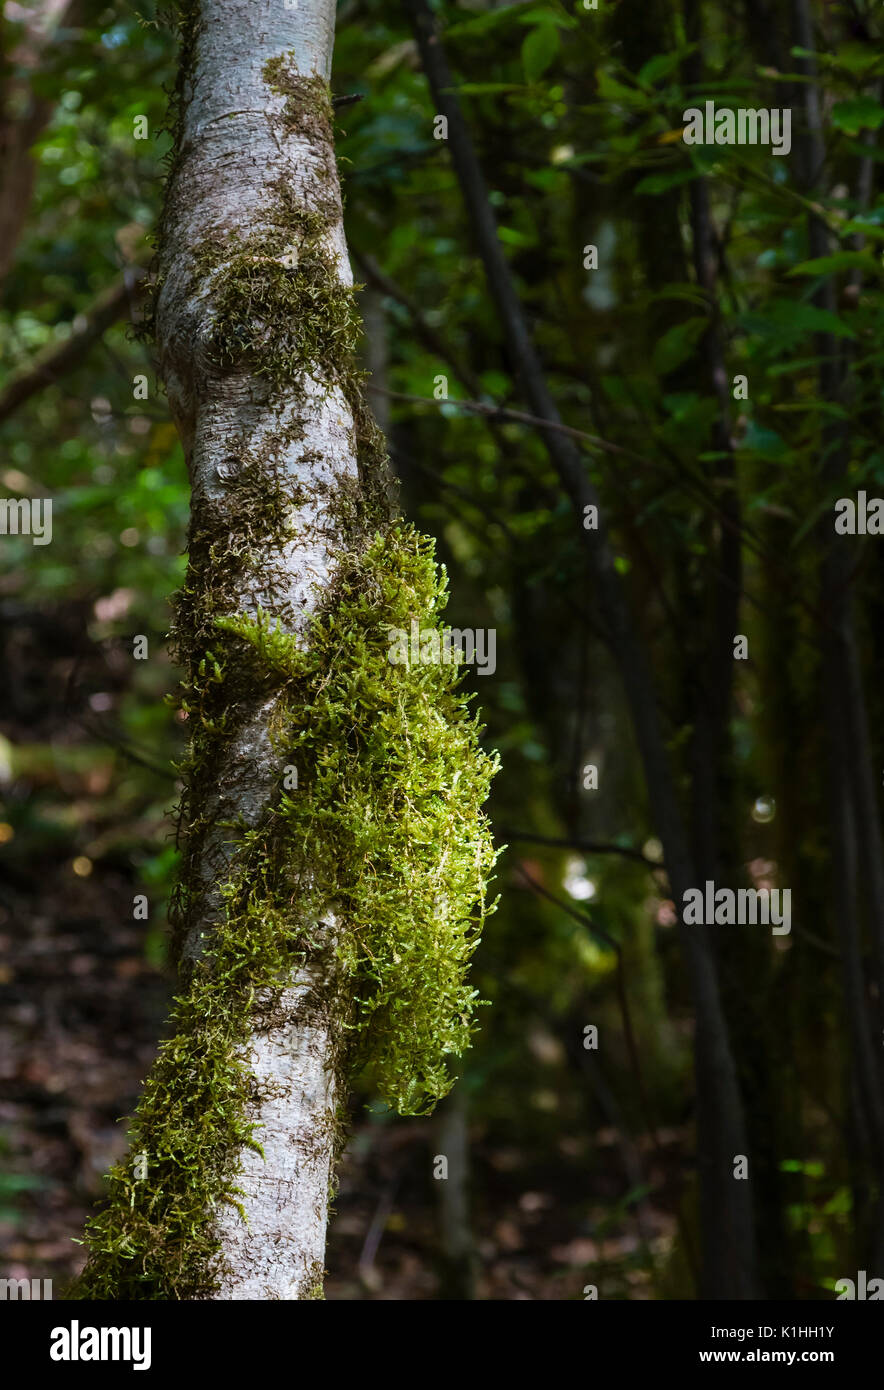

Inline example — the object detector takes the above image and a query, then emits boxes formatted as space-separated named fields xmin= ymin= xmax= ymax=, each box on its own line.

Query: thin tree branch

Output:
xmin=501 ymin=827 xmax=666 ymax=873
xmin=354 ymin=249 xmax=485 ymax=400
xmin=369 ymin=383 xmax=645 ymax=464
xmin=368 ymin=384 xmax=777 ymax=568
xmin=0 ymin=266 xmax=147 ymax=425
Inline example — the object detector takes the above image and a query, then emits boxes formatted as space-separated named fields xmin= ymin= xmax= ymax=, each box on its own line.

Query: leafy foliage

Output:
xmin=5 ymin=0 xmax=884 ymax=1300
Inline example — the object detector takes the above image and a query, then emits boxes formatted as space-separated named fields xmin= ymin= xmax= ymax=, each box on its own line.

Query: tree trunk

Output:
xmin=72 ymin=0 xmax=496 ymax=1302
xmin=152 ymin=0 xmax=357 ymax=1301
xmin=0 ymin=0 xmax=83 ymax=288
xmin=407 ymin=0 xmax=759 ymax=1299
xmin=793 ymin=0 xmax=884 ymax=1265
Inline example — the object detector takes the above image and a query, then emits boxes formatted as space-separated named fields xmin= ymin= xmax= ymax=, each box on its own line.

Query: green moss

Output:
xmin=164 ymin=449 xmax=301 ymax=963
xmin=73 ymin=24 xmax=495 ymax=1303
xmin=193 ymin=208 xmax=361 ymax=393
xmin=218 ymin=527 xmax=500 ymax=1109
xmin=262 ymin=62 xmax=335 ymax=144
xmin=303 ymin=1259 xmax=327 ymax=1300
xmin=70 ymin=525 xmax=499 ymax=1300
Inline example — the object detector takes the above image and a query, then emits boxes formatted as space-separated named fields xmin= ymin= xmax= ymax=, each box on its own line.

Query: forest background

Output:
xmin=2 ymin=0 xmax=884 ymax=1300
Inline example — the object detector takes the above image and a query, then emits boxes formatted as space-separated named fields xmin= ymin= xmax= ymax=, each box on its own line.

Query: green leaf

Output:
xmin=840 ymin=138 xmax=884 ymax=164
xmin=789 ymin=43 xmax=884 ymax=75
xmin=446 ymin=2 xmax=577 ymax=39
xmin=635 ymin=166 xmax=701 ymax=195
xmin=444 ymin=1 xmax=548 ymax=39
xmin=652 ymin=316 xmax=708 ymax=373
xmin=651 ymin=284 xmax=711 ymax=309
xmin=453 ymin=83 xmax=524 ymax=96
xmin=497 ymin=225 xmax=536 ymax=247
xmin=740 ymin=299 xmax=857 ymax=346
xmin=832 ymin=43 xmax=884 ymax=74
xmin=779 ymin=1158 xmax=825 ymax=1177
xmin=739 ymin=420 xmax=789 ymax=459
xmin=521 ymin=22 xmax=560 ymax=84
xmin=841 ymin=215 xmax=884 ymax=243
xmin=637 ymin=48 xmax=694 ymax=87
xmin=596 ymin=68 xmax=646 ymax=106
xmin=831 ymin=96 xmax=884 ymax=136
xmin=788 ymin=251 xmax=881 ymax=277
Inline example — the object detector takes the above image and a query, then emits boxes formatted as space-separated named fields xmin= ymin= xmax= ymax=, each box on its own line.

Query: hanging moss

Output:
xmin=70 ymin=525 xmax=499 ymax=1299
xmin=217 ymin=526 xmax=500 ymax=1109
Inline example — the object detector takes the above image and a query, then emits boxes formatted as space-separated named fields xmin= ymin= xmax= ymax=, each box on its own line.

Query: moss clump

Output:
xmin=195 ymin=203 xmax=362 ymax=393
xmin=70 ymin=524 xmax=499 ymax=1300
xmin=262 ymin=62 xmax=335 ymax=145
xmin=220 ymin=525 xmax=500 ymax=1110
xmin=170 ymin=67 xmax=356 ymax=395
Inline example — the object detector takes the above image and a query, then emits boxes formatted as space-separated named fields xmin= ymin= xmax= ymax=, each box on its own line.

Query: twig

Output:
xmin=0 ymin=266 xmax=147 ymax=425
xmin=501 ymin=827 xmax=665 ymax=873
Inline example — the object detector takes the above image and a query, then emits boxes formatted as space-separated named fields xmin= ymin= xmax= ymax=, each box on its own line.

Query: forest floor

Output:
xmin=1 ymin=882 xmax=673 ymax=1300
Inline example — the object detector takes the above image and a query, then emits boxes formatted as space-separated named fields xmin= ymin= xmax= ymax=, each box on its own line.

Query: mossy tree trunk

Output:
xmin=154 ymin=0 xmax=361 ymax=1301
xmin=73 ymin=0 xmax=497 ymax=1302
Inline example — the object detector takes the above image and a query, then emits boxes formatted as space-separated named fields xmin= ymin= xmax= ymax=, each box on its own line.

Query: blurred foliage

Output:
xmin=2 ymin=0 xmax=883 ymax=1298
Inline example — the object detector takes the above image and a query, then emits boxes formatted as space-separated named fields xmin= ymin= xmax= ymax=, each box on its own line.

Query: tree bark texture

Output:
xmin=155 ymin=0 xmax=360 ymax=1300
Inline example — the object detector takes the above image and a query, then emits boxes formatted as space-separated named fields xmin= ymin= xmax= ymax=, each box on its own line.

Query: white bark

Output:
xmin=155 ymin=0 xmax=357 ymax=1299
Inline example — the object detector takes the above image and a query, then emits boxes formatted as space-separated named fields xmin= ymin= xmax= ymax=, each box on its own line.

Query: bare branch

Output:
xmin=0 ymin=267 xmax=147 ymax=425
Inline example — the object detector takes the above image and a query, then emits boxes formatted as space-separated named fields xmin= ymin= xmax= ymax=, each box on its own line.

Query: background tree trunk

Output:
xmin=407 ymin=0 xmax=759 ymax=1299
xmin=0 ymin=0 xmax=84 ymax=286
